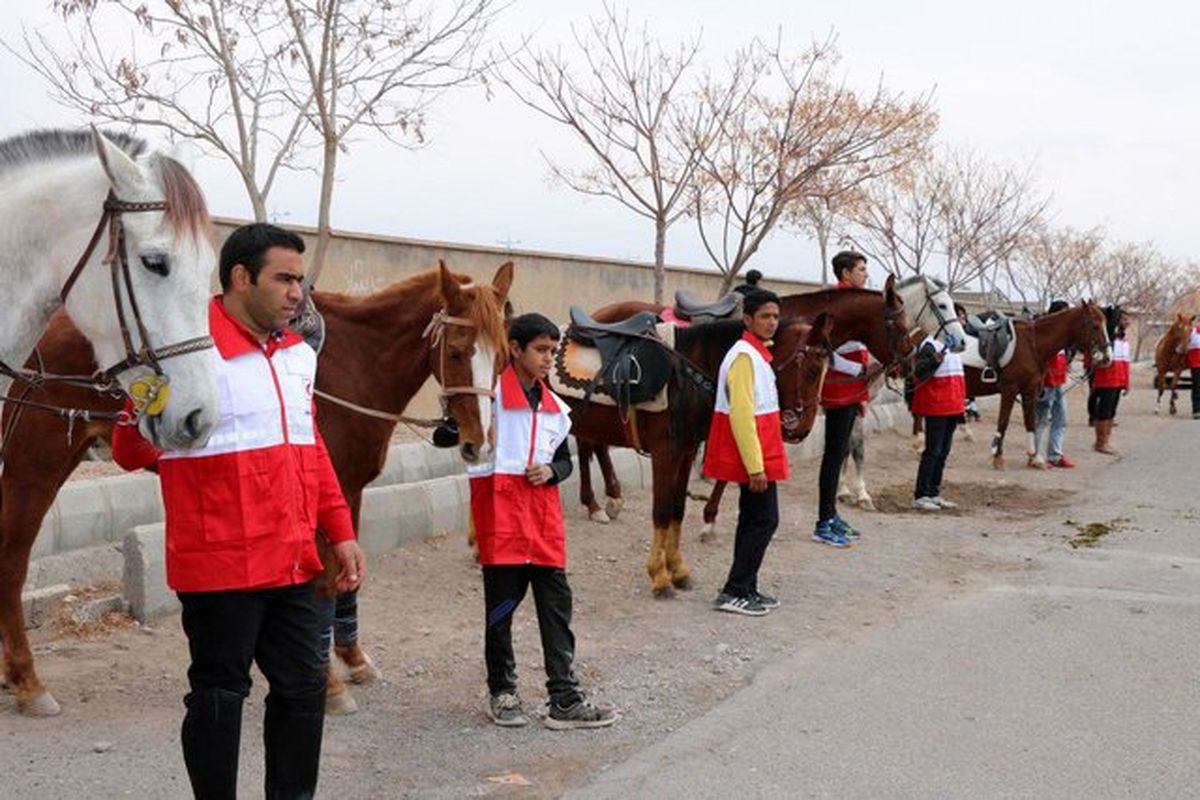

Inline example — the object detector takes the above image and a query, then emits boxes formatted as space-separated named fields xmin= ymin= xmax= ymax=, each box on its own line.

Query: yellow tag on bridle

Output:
xmin=129 ymin=375 xmax=171 ymax=417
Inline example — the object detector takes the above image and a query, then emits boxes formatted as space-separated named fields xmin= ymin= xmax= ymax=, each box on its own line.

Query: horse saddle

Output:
xmin=566 ymin=306 xmax=672 ymax=410
xmin=289 ymin=293 xmax=327 ymax=354
xmin=962 ymin=311 xmax=1015 ymax=382
xmin=673 ymin=289 xmax=743 ymax=325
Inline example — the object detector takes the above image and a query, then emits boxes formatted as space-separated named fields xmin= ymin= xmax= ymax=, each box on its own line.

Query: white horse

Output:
xmin=0 ymin=128 xmax=219 ymax=449
xmin=836 ymin=275 xmax=967 ymax=511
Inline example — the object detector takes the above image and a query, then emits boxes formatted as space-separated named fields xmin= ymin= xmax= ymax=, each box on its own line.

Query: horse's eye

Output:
xmin=140 ymin=253 xmax=170 ymax=276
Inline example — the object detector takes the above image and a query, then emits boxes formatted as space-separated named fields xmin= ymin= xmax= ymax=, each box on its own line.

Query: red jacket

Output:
xmin=1188 ymin=324 xmax=1200 ymax=369
xmin=911 ymin=336 xmax=966 ymax=417
xmin=1089 ymin=338 xmax=1130 ymax=390
xmin=703 ymin=333 xmax=789 ymax=484
xmin=112 ymin=298 xmax=355 ymax=592
xmin=1043 ymin=350 xmax=1068 ymax=388
xmin=820 ymin=280 xmax=870 ymax=409
xmin=468 ymin=366 xmax=573 ymax=568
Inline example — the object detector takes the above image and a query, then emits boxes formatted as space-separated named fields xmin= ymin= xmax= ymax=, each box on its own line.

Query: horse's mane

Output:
xmin=0 ymin=129 xmax=146 ymax=178
xmin=781 ymin=286 xmax=881 ymax=303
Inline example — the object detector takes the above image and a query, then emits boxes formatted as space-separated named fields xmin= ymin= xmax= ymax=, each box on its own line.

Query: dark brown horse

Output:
xmin=580 ymin=277 xmax=914 ymax=540
xmin=0 ymin=262 xmax=511 ymax=717
xmin=563 ymin=312 xmax=833 ymax=596
xmin=1154 ymin=312 xmax=1196 ymax=416
xmin=962 ymin=301 xmax=1111 ymax=469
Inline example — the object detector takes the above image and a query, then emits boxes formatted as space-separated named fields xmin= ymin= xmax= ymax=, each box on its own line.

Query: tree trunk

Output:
xmin=310 ymin=135 xmax=339 ymax=288
xmin=818 ymin=228 xmax=830 ymax=287
xmin=653 ymin=216 xmax=667 ymax=305
xmin=241 ymin=172 xmax=268 ymax=223
xmin=719 ymin=269 xmax=736 ymax=295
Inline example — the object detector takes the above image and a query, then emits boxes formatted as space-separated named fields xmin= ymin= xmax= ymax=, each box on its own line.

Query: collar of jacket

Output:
xmin=210 ymin=296 xmax=304 ymax=360
xmin=500 ymin=363 xmax=561 ymax=413
xmin=741 ymin=330 xmax=774 ymax=363
xmin=836 ymin=279 xmax=855 ymax=290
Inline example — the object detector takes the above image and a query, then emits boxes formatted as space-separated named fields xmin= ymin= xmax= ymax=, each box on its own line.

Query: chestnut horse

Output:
xmin=566 ymin=314 xmax=833 ymax=596
xmin=581 ymin=278 xmax=915 ymax=540
xmin=1154 ymin=313 xmax=1196 ymax=416
xmin=0 ymin=262 xmax=511 ymax=717
xmin=964 ymin=301 xmax=1111 ymax=469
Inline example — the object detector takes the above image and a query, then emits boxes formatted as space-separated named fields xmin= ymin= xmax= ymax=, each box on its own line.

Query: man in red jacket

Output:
xmin=1188 ymin=317 xmax=1200 ymax=419
xmin=113 ymin=223 xmax=365 ymax=800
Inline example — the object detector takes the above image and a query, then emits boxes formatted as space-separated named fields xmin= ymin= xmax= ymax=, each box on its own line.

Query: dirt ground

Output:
xmin=4 ymin=371 xmax=1186 ymax=798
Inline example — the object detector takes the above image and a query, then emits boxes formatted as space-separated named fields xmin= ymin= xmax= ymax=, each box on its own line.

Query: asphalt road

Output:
xmin=571 ymin=419 xmax=1200 ymax=799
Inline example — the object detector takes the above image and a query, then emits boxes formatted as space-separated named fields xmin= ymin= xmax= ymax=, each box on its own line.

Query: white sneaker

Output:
xmin=913 ymin=496 xmax=941 ymax=511
xmin=933 ymin=496 xmax=958 ymax=509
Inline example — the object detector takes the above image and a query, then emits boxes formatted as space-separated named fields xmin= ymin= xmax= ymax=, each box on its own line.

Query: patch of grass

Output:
xmin=1064 ymin=517 xmax=1130 ymax=549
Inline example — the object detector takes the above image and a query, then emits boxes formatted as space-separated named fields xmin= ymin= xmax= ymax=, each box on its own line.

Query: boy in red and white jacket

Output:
xmin=1089 ymin=314 xmax=1131 ymax=454
xmin=468 ymin=313 xmax=616 ymax=730
xmin=1188 ymin=319 xmax=1200 ymax=419
xmin=910 ymin=333 xmax=967 ymax=510
xmin=112 ymin=224 xmax=364 ymax=799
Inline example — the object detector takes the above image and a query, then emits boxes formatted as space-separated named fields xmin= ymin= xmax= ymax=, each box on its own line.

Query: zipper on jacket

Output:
xmin=264 ymin=348 xmax=291 ymax=444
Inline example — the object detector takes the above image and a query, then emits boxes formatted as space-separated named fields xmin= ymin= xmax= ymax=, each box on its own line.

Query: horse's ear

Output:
xmin=91 ymin=125 xmax=145 ymax=195
xmin=491 ymin=261 xmax=514 ymax=303
xmin=438 ymin=260 xmax=463 ymax=308
xmin=884 ymin=273 xmax=899 ymax=306
xmin=814 ymin=311 xmax=834 ymax=346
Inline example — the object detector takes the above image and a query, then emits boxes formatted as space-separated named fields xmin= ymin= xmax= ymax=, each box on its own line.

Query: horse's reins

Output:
xmin=0 ymin=190 xmax=216 ymax=461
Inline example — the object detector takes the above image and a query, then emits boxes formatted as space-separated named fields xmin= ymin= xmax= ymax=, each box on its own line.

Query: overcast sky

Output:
xmin=1 ymin=0 xmax=1196 ymax=286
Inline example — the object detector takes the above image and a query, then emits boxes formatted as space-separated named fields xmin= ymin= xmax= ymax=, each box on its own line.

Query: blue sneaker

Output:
xmin=832 ymin=514 xmax=860 ymax=540
xmin=812 ymin=519 xmax=852 ymax=548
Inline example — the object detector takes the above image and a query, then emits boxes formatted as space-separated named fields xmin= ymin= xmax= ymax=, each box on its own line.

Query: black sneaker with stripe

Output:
xmin=714 ymin=592 xmax=769 ymax=616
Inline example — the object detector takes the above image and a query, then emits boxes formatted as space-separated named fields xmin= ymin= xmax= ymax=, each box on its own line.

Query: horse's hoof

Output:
xmin=604 ymin=497 xmax=624 ymax=520
xmin=325 ymin=690 xmax=358 ymax=716
xmin=910 ymin=439 xmax=924 ymax=453
xmin=18 ymin=691 xmax=62 ymax=717
xmin=859 ymin=498 xmax=877 ymax=512
xmin=837 ymin=490 xmax=853 ymax=503
xmin=588 ymin=509 xmax=611 ymax=524
xmin=961 ymin=426 xmax=975 ymax=442
xmin=698 ymin=523 xmax=717 ymax=544
xmin=1027 ymin=458 xmax=1048 ymax=470
xmin=671 ymin=574 xmax=693 ymax=591
xmin=652 ymin=584 xmax=675 ymax=599
xmin=346 ymin=655 xmax=382 ymax=685
xmin=992 ymin=458 xmax=1005 ymax=471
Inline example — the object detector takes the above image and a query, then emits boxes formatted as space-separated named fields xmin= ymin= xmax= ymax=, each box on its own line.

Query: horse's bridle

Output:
xmin=909 ymin=278 xmax=959 ymax=349
xmin=772 ymin=326 xmax=828 ymax=439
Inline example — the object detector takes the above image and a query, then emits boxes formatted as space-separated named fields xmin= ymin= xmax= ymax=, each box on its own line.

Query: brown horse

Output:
xmin=1154 ymin=313 xmax=1196 ymax=416
xmin=0 ymin=262 xmax=511 ymax=717
xmin=565 ymin=314 xmax=833 ymax=596
xmin=581 ymin=278 xmax=913 ymax=540
xmin=963 ymin=301 xmax=1111 ymax=469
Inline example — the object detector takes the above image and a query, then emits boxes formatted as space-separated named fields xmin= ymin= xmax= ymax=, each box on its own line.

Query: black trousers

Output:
xmin=482 ymin=564 xmax=582 ymax=707
xmin=178 ymin=581 xmax=327 ymax=800
xmin=1087 ymin=380 xmax=1098 ymax=424
xmin=1093 ymin=387 xmax=1122 ymax=421
xmin=819 ymin=404 xmax=859 ymax=521
xmin=1192 ymin=367 xmax=1200 ymax=413
xmin=915 ymin=414 xmax=958 ymax=499
xmin=722 ymin=482 xmax=779 ymax=598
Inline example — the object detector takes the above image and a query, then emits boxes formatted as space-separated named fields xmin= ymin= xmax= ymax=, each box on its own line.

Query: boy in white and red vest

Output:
xmin=1188 ymin=318 xmax=1200 ymax=419
xmin=112 ymin=223 xmax=366 ymax=799
xmin=814 ymin=250 xmax=881 ymax=546
xmin=468 ymin=313 xmax=617 ymax=729
xmin=1034 ymin=299 xmax=1076 ymax=468
xmin=910 ymin=332 xmax=967 ymax=510
xmin=705 ymin=289 xmax=790 ymax=616
xmin=1089 ymin=309 xmax=1131 ymax=454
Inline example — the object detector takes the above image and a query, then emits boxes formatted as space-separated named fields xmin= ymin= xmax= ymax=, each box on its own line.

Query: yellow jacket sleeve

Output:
xmin=727 ymin=353 xmax=763 ymax=475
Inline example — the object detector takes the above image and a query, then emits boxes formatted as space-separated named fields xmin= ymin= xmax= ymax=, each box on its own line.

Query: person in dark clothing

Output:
xmin=732 ymin=268 xmax=764 ymax=296
xmin=909 ymin=333 xmax=967 ymax=509
xmin=468 ymin=313 xmax=616 ymax=729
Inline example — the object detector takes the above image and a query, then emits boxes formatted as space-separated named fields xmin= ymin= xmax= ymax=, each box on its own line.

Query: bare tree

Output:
xmin=12 ymin=0 xmax=308 ymax=221
xmin=496 ymin=3 xmax=716 ymax=303
xmin=846 ymin=147 xmax=1047 ymax=291
xmin=1005 ymin=224 xmax=1106 ymax=309
xmin=693 ymin=35 xmax=937 ymax=294
xmin=279 ymin=0 xmax=503 ymax=279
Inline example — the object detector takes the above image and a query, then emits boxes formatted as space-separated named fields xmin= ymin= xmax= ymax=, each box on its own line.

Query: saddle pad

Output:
xmin=960 ymin=330 xmax=1017 ymax=372
xmin=550 ymin=323 xmax=676 ymax=412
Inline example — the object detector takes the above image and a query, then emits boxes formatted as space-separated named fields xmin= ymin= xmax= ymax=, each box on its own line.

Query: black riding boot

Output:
xmin=263 ymin=690 xmax=326 ymax=800
xmin=181 ymin=688 xmax=245 ymax=800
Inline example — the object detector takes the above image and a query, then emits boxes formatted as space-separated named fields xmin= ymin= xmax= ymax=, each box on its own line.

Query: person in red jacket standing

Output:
xmin=1089 ymin=307 xmax=1131 ymax=454
xmin=910 ymin=332 xmax=967 ymax=510
xmin=813 ymin=251 xmax=881 ymax=546
xmin=705 ymin=290 xmax=790 ymax=616
xmin=112 ymin=223 xmax=365 ymax=800
xmin=1033 ymin=300 xmax=1076 ymax=468
xmin=468 ymin=313 xmax=616 ymax=730
xmin=1188 ymin=317 xmax=1200 ymax=419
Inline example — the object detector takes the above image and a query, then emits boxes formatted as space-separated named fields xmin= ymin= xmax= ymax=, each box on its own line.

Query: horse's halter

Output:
xmin=54 ymin=190 xmax=214 ymax=419
xmin=773 ymin=327 xmax=828 ymax=440
xmin=910 ymin=279 xmax=960 ymax=351
xmin=422 ymin=307 xmax=496 ymax=417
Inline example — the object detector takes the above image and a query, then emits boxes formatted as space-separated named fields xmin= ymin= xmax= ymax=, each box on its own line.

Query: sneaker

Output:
xmin=1193 ymin=412 xmax=1200 ymax=420
xmin=544 ymin=697 xmax=618 ymax=730
xmin=752 ymin=591 xmax=780 ymax=609
xmin=487 ymin=692 xmax=529 ymax=727
xmin=1049 ymin=455 xmax=1076 ymax=469
xmin=913 ymin=496 xmax=941 ymax=511
xmin=831 ymin=514 xmax=861 ymax=540
xmin=932 ymin=496 xmax=958 ymax=509
xmin=812 ymin=520 xmax=852 ymax=548
xmin=714 ymin=592 xmax=770 ymax=616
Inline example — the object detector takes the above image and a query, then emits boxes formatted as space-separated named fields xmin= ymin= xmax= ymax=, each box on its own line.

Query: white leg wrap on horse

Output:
xmin=589 ymin=509 xmax=611 ymax=524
